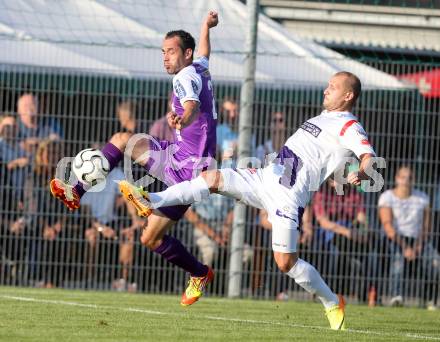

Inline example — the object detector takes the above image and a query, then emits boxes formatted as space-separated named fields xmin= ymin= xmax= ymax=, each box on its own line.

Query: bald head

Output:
xmin=334 ymin=71 xmax=362 ymax=104
xmin=323 ymin=71 xmax=362 ymax=112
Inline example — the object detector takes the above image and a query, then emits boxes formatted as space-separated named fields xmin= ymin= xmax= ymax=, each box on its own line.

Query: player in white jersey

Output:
xmin=120 ymin=71 xmax=377 ymax=330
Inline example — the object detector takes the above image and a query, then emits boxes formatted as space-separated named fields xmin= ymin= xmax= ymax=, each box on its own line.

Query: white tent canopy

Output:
xmin=0 ymin=0 xmax=409 ymax=89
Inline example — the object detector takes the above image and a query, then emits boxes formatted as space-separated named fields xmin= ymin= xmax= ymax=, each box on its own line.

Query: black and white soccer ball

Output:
xmin=72 ymin=148 xmax=110 ymax=186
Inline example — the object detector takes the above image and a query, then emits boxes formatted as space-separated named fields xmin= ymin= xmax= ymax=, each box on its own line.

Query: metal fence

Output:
xmin=1 ymin=61 xmax=439 ymax=306
xmin=0 ymin=0 xmax=439 ymax=308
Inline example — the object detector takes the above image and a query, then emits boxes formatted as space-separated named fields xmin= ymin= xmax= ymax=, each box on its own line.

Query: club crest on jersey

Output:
xmin=174 ymin=80 xmax=186 ymax=99
xmin=300 ymin=121 xmax=322 ymax=137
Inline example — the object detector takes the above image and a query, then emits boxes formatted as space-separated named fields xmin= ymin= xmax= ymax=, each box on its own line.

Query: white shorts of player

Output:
xmin=219 ymin=165 xmax=311 ymax=254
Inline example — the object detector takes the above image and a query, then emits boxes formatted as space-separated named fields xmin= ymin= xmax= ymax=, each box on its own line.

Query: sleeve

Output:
xmin=378 ymin=191 xmax=391 ymax=208
xmin=339 ymin=121 xmax=376 ymax=158
xmin=173 ymin=70 xmax=202 ymax=106
xmin=194 ymin=56 xmax=209 ymax=70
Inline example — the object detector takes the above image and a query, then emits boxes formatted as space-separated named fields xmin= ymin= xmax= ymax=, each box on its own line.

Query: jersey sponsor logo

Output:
xmin=300 ymin=121 xmax=322 ymax=137
xmin=174 ymin=80 xmax=186 ymax=99
xmin=191 ymin=80 xmax=199 ymax=94
xmin=247 ymin=168 xmax=257 ymax=174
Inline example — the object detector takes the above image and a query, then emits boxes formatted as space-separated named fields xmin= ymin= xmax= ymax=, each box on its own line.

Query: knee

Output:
xmin=201 ymin=170 xmax=221 ymax=192
xmin=277 ymin=261 xmax=294 ymax=273
xmin=140 ymin=233 xmax=161 ymax=250
xmin=274 ymin=253 xmax=298 ymax=273
xmin=110 ymin=132 xmax=132 ymax=150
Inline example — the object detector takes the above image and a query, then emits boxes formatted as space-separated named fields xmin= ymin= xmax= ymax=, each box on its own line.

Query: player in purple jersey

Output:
xmin=50 ymin=11 xmax=219 ymax=306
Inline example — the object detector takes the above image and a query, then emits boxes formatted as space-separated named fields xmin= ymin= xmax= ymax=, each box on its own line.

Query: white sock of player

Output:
xmin=148 ymin=176 xmax=210 ymax=208
xmin=287 ymin=258 xmax=338 ymax=309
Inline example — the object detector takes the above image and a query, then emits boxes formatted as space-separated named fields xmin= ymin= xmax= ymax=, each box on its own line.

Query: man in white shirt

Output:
xmin=121 ymin=71 xmax=377 ymax=330
xmin=378 ymin=166 xmax=439 ymax=309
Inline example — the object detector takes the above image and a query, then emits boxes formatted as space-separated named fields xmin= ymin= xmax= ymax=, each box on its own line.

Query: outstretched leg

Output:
xmin=119 ymin=168 xmax=255 ymax=217
xmin=51 ymin=131 xmax=155 ymax=210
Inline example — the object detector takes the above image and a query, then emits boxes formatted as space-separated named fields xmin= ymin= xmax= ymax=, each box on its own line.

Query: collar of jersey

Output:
xmin=321 ymin=110 xmax=353 ymax=117
xmin=176 ymin=62 xmax=195 ymax=76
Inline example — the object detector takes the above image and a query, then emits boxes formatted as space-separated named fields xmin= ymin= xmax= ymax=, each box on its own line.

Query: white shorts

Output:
xmin=219 ymin=166 xmax=310 ymax=253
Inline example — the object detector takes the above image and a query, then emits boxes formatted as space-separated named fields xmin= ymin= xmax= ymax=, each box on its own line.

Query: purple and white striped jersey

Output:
xmin=171 ymin=56 xmax=217 ymax=163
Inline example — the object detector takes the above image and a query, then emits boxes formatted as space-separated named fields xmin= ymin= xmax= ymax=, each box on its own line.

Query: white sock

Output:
xmin=287 ymin=258 xmax=338 ymax=309
xmin=149 ymin=176 xmax=210 ymax=208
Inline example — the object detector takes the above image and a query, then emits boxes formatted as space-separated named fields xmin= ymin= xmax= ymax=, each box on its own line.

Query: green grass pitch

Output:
xmin=0 ymin=286 xmax=439 ymax=341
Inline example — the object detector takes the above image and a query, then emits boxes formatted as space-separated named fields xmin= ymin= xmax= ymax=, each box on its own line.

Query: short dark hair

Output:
xmin=334 ymin=71 xmax=362 ymax=103
xmin=165 ymin=30 xmax=196 ymax=58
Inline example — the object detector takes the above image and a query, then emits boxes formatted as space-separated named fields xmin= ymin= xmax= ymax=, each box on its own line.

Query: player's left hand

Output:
xmin=205 ymin=10 xmax=219 ymax=28
xmin=347 ymin=171 xmax=361 ymax=186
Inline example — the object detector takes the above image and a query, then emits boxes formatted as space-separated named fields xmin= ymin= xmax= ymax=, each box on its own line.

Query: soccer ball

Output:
xmin=72 ymin=148 xmax=110 ymax=186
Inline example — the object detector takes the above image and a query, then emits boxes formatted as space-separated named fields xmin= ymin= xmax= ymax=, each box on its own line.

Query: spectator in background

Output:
xmin=0 ymin=115 xmax=28 ymax=169
xmin=0 ymin=115 xmax=29 ymax=205
xmin=256 ymin=111 xmax=286 ymax=165
xmin=117 ymin=100 xmax=138 ymax=134
xmin=148 ymin=93 xmax=174 ymax=142
xmin=216 ymin=97 xmax=239 ymax=165
xmin=117 ymin=100 xmax=149 ymax=135
xmin=81 ymin=162 xmax=145 ymax=291
xmin=16 ymin=94 xmax=62 ymax=155
xmin=184 ymin=193 xmax=234 ymax=267
xmin=378 ymin=166 xmax=440 ymax=309
xmin=22 ymin=139 xmax=65 ymax=287
xmin=313 ymin=177 xmax=374 ymax=302
xmin=0 ymin=115 xmax=29 ymax=285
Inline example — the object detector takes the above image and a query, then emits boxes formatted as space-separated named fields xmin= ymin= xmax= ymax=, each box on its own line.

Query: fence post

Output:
xmin=227 ymin=0 xmax=259 ymax=298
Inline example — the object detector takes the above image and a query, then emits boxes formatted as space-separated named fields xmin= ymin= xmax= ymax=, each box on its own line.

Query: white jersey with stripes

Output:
xmin=284 ymin=110 xmax=376 ymax=190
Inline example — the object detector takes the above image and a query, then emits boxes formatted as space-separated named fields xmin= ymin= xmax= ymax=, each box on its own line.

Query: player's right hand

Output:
xmin=166 ymin=111 xmax=180 ymax=129
xmin=205 ymin=10 xmax=219 ymax=28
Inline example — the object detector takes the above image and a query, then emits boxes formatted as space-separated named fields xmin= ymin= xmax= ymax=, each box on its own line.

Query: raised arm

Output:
xmin=197 ymin=11 xmax=219 ymax=59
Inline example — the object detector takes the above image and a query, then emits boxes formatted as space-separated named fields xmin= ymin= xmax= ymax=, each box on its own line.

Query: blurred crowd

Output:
xmin=1 ymin=93 xmax=439 ymax=308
